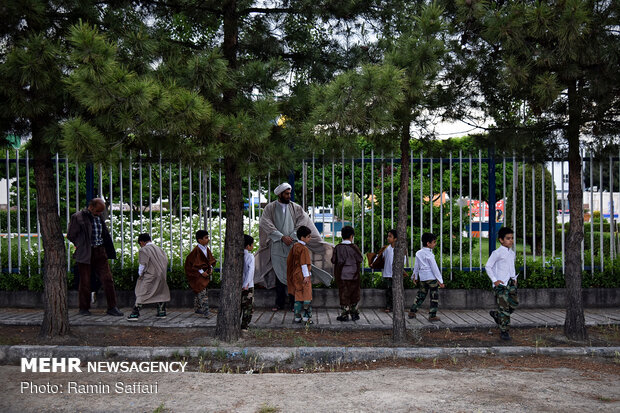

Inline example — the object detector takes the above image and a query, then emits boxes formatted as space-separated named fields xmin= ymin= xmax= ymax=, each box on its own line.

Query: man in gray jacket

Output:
xmin=67 ymin=198 xmax=123 ymax=316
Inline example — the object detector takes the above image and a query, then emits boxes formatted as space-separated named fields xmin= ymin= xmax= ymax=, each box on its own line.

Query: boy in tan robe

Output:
xmin=185 ymin=230 xmax=216 ymax=318
xmin=286 ymin=226 xmax=313 ymax=324
xmin=128 ymin=233 xmax=170 ymax=321
xmin=332 ymin=226 xmax=363 ymax=322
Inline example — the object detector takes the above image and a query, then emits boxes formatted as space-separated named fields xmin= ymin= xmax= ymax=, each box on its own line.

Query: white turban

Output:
xmin=274 ymin=183 xmax=292 ymax=195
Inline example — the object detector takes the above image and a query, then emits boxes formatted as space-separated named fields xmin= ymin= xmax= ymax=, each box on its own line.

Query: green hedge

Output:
xmin=1 ymin=259 xmax=619 ymax=292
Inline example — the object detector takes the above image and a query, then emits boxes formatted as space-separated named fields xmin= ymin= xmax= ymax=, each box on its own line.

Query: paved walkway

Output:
xmin=1 ymin=307 xmax=619 ymax=330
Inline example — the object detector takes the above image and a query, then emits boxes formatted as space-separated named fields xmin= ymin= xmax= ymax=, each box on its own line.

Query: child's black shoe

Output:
xmin=351 ymin=313 xmax=360 ymax=321
xmin=500 ymin=331 xmax=511 ymax=341
xmin=336 ymin=314 xmax=349 ymax=322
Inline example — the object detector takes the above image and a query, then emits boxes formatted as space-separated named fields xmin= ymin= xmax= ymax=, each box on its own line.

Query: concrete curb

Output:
xmin=2 ymin=345 xmax=619 ymax=365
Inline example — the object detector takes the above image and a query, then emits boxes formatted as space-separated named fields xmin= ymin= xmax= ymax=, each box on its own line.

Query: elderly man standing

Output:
xmin=127 ymin=233 xmax=170 ymax=321
xmin=67 ymin=198 xmax=123 ymax=316
xmin=255 ymin=183 xmax=333 ymax=311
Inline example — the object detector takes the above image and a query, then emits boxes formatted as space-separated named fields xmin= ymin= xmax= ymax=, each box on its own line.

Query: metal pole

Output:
xmin=459 ymin=151 xmax=463 ymax=270
xmin=119 ymin=160 xmax=124 ymax=268
xmin=371 ymin=149 xmax=374 ymax=249
xmin=139 ymin=153 xmax=143 ymax=235
xmin=129 ymin=153 xmax=133 ymax=266
xmin=551 ymin=159 xmax=555 ymax=270
xmin=159 ymin=155 xmax=163 ymax=246
xmin=16 ymin=150 xmax=22 ymax=269
xmin=600 ymin=161 xmax=604 ymax=270
xmin=381 ymin=151 xmax=385 ymax=246
xmin=522 ymin=161 xmax=527 ymax=278
xmin=439 ymin=155 xmax=443 ymax=272
xmin=469 ymin=152 xmax=472 ymax=270
xmin=420 ymin=152 xmax=423 ymax=249
xmin=149 ymin=154 xmax=153 ymax=236
xmin=532 ymin=162 xmax=536 ymax=261
xmin=488 ymin=146 xmax=497 ymax=256
xmin=450 ymin=153 xmax=453 ymax=278
xmin=589 ymin=155 xmax=594 ymax=273
xmin=479 ymin=150 xmax=483 ymax=270
xmin=430 ymin=157 xmax=433 ymax=232
xmin=26 ymin=151 xmax=31 ymax=273
xmin=6 ymin=150 xmax=11 ymax=272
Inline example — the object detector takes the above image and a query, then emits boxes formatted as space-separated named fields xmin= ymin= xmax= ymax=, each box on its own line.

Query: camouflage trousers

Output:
xmin=241 ymin=287 xmax=254 ymax=329
xmin=409 ymin=279 xmax=439 ymax=316
xmin=294 ymin=300 xmax=312 ymax=321
xmin=493 ymin=281 xmax=519 ymax=333
xmin=340 ymin=303 xmax=359 ymax=317
xmin=193 ymin=287 xmax=209 ymax=314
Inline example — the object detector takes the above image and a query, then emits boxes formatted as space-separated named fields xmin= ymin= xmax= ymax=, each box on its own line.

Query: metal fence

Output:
xmin=0 ymin=150 xmax=616 ymax=277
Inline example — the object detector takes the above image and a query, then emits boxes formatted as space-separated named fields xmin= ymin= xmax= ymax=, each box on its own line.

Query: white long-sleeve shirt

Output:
xmin=381 ymin=246 xmax=406 ymax=278
xmin=299 ymin=240 xmax=310 ymax=277
xmin=243 ymin=249 xmax=255 ymax=289
xmin=485 ymin=246 xmax=517 ymax=285
xmin=197 ymin=244 xmax=210 ymax=274
xmin=137 ymin=242 xmax=153 ymax=276
xmin=412 ymin=247 xmax=443 ymax=284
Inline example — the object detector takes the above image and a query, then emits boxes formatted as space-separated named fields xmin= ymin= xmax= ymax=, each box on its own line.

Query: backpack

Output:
xmin=366 ymin=245 xmax=388 ymax=270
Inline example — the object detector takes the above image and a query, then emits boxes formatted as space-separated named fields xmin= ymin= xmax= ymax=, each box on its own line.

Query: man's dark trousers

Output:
xmin=78 ymin=246 xmax=117 ymax=311
xmin=275 ymin=277 xmax=294 ymax=310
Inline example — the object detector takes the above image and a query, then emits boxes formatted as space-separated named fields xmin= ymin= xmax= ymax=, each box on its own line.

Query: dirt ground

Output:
xmin=1 ymin=324 xmax=619 ymax=348
xmin=2 ymin=356 xmax=619 ymax=413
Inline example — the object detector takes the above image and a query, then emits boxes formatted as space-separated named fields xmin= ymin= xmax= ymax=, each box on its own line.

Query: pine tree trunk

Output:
xmin=215 ymin=0 xmax=242 ymax=342
xmin=32 ymin=123 xmax=69 ymax=337
xmin=392 ymin=127 xmax=411 ymax=343
xmin=564 ymin=80 xmax=587 ymax=340
xmin=215 ymin=157 xmax=244 ymax=342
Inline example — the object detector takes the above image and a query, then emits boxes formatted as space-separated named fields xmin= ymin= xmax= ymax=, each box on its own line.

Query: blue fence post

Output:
xmin=288 ymin=171 xmax=295 ymax=202
xmin=488 ymin=145 xmax=497 ymax=255
xmin=85 ymin=163 xmax=95 ymax=205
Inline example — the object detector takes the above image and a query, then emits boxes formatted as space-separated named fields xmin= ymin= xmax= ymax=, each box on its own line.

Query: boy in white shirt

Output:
xmin=485 ymin=227 xmax=518 ymax=341
xmin=380 ymin=230 xmax=398 ymax=313
xmin=241 ymin=234 xmax=255 ymax=331
xmin=408 ymin=233 xmax=444 ymax=322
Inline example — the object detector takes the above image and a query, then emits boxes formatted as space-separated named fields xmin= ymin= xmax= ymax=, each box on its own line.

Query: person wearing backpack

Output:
xmin=332 ymin=226 xmax=363 ymax=321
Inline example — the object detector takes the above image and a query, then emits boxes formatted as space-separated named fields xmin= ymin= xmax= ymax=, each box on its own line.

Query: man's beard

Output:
xmin=278 ymin=195 xmax=290 ymax=204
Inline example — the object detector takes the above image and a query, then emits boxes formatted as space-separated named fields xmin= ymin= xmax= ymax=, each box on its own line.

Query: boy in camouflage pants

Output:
xmin=485 ymin=227 xmax=518 ymax=341
xmin=409 ymin=233 xmax=445 ymax=322
xmin=241 ymin=234 xmax=255 ymax=331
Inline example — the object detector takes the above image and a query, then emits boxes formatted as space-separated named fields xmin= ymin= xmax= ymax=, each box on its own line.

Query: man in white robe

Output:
xmin=254 ymin=183 xmax=333 ymax=311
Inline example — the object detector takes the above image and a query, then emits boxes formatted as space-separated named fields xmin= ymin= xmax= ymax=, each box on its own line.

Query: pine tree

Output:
xmin=456 ymin=0 xmax=620 ymax=340
xmin=310 ymin=2 xmax=449 ymax=342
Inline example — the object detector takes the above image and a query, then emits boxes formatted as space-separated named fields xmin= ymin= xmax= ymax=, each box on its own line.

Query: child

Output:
xmin=331 ymin=225 xmax=363 ymax=322
xmin=127 ymin=233 xmax=170 ymax=321
xmin=408 ymin=233 xmax=444 ymax=322
xmin=241 ymin=234 xmax=255 ymax=331
xmin=379 ymin=229 xmax=398 ymax=313
xmin=485 ymin=227 xmax=518 ymax=341
xmin=184 ymin=230 xmax=216 ymax=319
xmin=286 ymin=226 xmax=313 ymax=324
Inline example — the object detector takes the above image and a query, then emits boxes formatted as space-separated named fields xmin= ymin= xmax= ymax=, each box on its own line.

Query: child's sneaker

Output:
xmin=351 ymin=313 xmax=360 ymax=321
xmin=336 ymin=314 xmax=349 ymax=322
xmin=408 ymin=311 xmax=416 ymax=319
xmin=127 ymin=307 xmax=140 ymax=321
xmin=500 ymin=331 xmax=511 ymax=341
xmin=428 ymin=315 xmax=440 ymax=322
xmin=293 ymin=317 xmax=302 ymax=323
